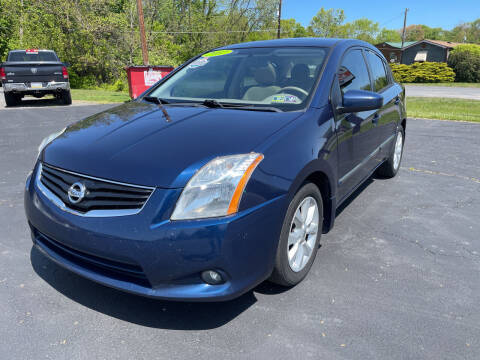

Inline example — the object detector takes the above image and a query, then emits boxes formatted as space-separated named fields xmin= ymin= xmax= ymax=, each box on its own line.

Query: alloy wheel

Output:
xmin=287 ymin=196 xmax=319 ymax=272
xmin=393 ymin=131 xmax=403 ymax=170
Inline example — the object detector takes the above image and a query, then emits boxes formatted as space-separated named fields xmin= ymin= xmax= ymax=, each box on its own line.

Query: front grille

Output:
xmin=39 ymin=163 xmax=154 ymax=214
xmin=34 ymin=228 xmax=151 ymax=287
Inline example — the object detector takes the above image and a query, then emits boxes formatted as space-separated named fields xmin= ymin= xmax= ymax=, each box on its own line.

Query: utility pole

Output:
xmin=19 ymin=0 xmax=24 ymax=47
xmin=136 ymin=0 xmax=149 ymax=65
xmin=401 ymin=8 xmax=409 ymax=48
xmin=277 ymin=0 xmax=282 ymax=39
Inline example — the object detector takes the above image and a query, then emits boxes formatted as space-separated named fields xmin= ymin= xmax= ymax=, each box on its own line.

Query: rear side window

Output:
xmin=8 ymin=51 xmax=58 ymax=62
xmin=338 ymin=49 xmax=371 ymax=94
xmin=365 ymin=51 xmax=389 ymax=92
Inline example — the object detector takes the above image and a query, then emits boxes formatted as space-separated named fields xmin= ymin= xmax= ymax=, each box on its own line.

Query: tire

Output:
xmin=376 ymin=126 xmax=405 ymax=178
xmin=270 ymin=183 xmax=323 ymax=286
xmin=4 ymin=92 xmax=20 ymax=107
xmin=59 ymin=90 xmax=72 ymax=105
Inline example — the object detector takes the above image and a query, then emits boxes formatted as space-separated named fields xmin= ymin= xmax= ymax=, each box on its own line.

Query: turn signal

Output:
xmin=227 ymin=154 xmax=264 ymax=215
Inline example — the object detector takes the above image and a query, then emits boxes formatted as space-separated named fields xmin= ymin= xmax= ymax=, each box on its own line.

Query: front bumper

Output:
xmin=25 ymin=166 xmax=286 ymax=301
xmin=4 ymin=81 xmax=69 ymax=93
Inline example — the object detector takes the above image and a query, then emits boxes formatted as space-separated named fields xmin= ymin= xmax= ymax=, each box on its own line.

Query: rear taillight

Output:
xmin=62 ymin=66 xmax=68 ymax=79
xmin=0 ymin=67 xmax=6 ymax=80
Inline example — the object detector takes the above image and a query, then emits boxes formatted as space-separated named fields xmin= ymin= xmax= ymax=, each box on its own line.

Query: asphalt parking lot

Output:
xmin=1 ymin=101 xmax=479 ymax=359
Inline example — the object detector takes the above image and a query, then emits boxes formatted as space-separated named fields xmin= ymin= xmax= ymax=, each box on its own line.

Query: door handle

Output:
xmin=394 ymin=97 xmax=400 ymax=105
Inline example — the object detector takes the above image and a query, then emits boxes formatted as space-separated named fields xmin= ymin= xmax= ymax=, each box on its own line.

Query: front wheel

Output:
xmin=377 ymin=126 xmax=404 ymax=178
xmin=269 ymin=183 xmax=323 ymax=286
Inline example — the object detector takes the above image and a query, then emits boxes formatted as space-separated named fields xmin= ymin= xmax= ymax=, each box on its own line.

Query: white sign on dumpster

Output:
xmin=144 ymin=69 xmax=163 ymax=86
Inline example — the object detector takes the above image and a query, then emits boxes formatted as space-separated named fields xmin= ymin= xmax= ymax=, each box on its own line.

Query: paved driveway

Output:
xmin=405 ymin=85 xmax=480 ymax=100
xmin=1 ymin=103 xmax=479 ymax=359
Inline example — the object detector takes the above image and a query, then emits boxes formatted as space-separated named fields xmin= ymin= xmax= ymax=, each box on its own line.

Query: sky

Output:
xmin=282 ymin=0 xmax=479 ymax=30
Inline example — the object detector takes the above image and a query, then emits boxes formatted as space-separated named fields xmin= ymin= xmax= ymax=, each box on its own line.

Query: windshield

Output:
xmin=148 ymin=47 xmax=328 ymax=112
xmin=8 ymin=51 xmax=58 ymax=62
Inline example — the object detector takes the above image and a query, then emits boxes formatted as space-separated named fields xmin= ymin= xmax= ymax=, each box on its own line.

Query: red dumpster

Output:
xmin=125 ymin=65 xmax=174 ymax=99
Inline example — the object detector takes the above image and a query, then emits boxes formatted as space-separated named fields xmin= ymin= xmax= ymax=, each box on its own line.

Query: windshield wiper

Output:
xmin=202 ymin=99 xmax=282 ymax=112
xmin=143 ymin=96 xmax=170 ymax=105
xmin=202 ymin=99 xmax=224 ymax=108
xmin=224 ymin=105 xmax=282 ymax=112
xmin=148 ymin=99 xmax=282 ymax=112
xmin=142 ymin=96 xmax=171 ymax=122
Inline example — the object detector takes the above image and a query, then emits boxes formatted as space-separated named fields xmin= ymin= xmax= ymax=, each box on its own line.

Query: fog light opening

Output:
xmin=201 ymin=270 xmax=225 ymax=285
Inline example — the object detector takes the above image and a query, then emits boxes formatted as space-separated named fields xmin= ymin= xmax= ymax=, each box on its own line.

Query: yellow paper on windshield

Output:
xmin=202 ymin=50 xmax=233 ymax=57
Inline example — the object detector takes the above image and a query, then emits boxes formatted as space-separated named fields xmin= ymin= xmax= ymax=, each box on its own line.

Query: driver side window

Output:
xmin=338 ymin=49 xmax=371 ymax=95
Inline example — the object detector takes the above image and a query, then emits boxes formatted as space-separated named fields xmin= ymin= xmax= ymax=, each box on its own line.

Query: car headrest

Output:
xmin=254 ymin=65 xmax=276 ymax=86
xmin=291 ymin=64 xmax=309 ymax=83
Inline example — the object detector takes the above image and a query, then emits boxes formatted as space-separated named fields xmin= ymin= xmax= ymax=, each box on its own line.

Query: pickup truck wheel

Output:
xmin=4 ymin=92 xmax=20 ymax=107
xmin=377 ymin=126 xmax=404 ymax=178
xmin=59 ymin=90 xmax=72 ymax=105
xmin=269 ymin=183 xmax=323 ymax=287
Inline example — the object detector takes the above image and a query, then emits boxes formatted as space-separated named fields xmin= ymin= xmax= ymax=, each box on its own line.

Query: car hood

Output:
xmin=42 ymin=101 xmax=301 ymax=188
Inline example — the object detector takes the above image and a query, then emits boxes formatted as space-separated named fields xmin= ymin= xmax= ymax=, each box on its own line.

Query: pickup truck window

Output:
xmin=7 ymin=51 xmax=58 ymax=62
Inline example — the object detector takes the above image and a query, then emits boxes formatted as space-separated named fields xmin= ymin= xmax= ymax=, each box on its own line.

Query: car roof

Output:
xmin=219 ymin=38 xmax=369 ymax=50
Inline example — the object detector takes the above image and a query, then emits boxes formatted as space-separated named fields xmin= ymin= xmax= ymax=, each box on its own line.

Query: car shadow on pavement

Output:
xmin=30 ymin=246 xmax=258 ymax=329
xmin=7 ymin=97 xmax=65 ymax=108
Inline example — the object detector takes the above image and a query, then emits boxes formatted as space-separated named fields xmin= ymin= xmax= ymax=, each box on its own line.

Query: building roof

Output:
xmin=402 ymin=39 xmax=464 ymax=50
xmin=381 ymin=41 xmax=416 ymax=48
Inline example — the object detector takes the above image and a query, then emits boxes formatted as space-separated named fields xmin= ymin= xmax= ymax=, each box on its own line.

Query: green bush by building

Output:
xmin=390 ymin=62 xmax=455 ymax=83
xmin=447 ymin=44 xmax=480 ymax=83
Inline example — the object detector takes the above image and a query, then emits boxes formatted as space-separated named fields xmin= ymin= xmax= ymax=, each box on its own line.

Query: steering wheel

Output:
xmin=276 ymin=86 xmax=309 ymax=100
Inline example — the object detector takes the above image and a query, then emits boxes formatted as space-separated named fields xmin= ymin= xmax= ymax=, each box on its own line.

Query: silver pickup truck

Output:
xmin=0 ymin=49 xmax=71 ymax=106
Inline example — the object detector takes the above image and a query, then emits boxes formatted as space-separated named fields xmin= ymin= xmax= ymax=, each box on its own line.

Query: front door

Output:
xmin=332 ymin=49 xmax=380 ymax=202
xmin=364 ymin=50 xmax=401 ymax=159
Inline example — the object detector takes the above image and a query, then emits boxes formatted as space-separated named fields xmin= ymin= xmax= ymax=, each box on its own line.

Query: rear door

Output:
xmin=332 ymin=48 xmax=381 ymax=201
xmin=364 ymin=50 xmax=401 ymax=159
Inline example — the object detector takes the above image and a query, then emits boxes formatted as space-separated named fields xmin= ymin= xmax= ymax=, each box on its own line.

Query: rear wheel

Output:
xmin=59 ymin=90 xmax=72 ymax=105
xmin=377 ymin=126 xmax=404 ymax=178
xmin=4 ymin=92 xmax=20 ymax=107
xmin=270 ymin=183 xmax=323 ymax=286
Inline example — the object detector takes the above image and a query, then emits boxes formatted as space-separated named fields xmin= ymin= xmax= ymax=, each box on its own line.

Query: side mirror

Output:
xmin=63 ymin=62 xmax=70 ymax=67
xmin=337 ymin=90 xmax=383 ymax=114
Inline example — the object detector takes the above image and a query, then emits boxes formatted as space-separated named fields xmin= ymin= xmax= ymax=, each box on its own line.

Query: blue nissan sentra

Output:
xmin=24 ymin=38 xmax=406 ymax=301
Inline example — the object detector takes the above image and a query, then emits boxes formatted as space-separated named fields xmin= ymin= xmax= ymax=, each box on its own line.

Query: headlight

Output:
xmin=171 ymin=153 xmax=264 ymax=220
xmin=37 ymin=128 xmax=66 ymax=157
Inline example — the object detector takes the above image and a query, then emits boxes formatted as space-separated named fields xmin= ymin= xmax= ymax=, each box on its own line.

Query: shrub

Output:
xmin=390 ymin=62 xmax=456 ymax=83
xmin=447 ymin=44 xmax=480 ymax=83
xmin=69 ymin=72 xmax=98 ymax=89
xmin=100 ymin=78 xmax=128 ymax=92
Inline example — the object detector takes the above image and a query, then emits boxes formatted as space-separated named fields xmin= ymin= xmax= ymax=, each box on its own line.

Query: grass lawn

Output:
xmin=71 ymin=89 xmax=130 ymax=103
xmin=407 ymin=97 xmax=480 ymax=122
xmin=404 ymin=82 xmax=480 ymax=88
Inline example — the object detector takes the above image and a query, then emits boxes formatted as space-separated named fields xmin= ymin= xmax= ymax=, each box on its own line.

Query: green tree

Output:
xmin=308 ymin=8 xmax=345 ymax=38
xmin=447 ymin=19 xmax=480 ymax=44
xmin=0 ymin=0 xmax=14 ymax=60
xmin=279 ymin=19 xmax=310 ymax=38
xmin=404 ymin=25 xmax=425 ymax=41
xmin=342 ymin=18 xmax=379 ymax=43
xmin=376 ymin=28 xmax=402 ymax=43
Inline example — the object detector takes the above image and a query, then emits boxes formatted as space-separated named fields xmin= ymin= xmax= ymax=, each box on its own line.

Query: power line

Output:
xmin=378 ymin=12 xmax=406 ymax=28
xmin=146 ymin=29 xmax=280 ymax=35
